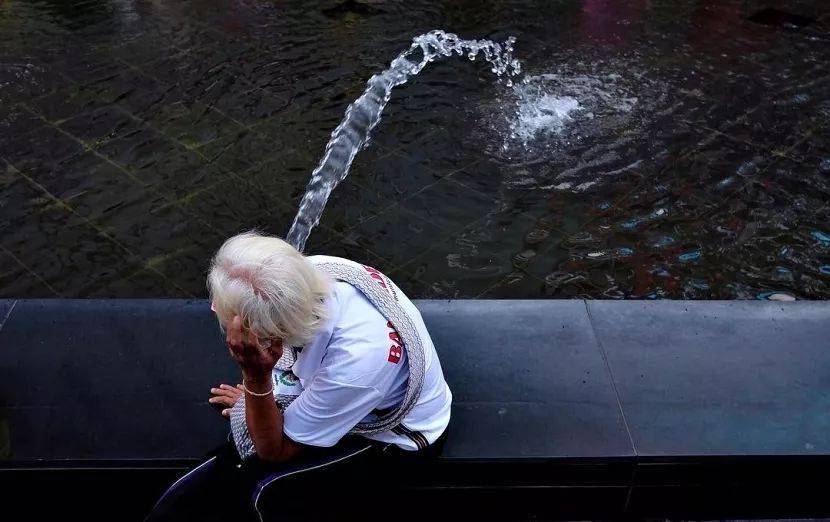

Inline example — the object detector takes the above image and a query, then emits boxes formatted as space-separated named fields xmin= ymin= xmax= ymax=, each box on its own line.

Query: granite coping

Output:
xmin=1 ymin=299 xmax=829 ymax=466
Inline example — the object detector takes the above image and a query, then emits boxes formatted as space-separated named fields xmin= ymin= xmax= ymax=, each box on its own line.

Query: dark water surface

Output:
xmin=1 ymin=0 xmax=829 ymax=299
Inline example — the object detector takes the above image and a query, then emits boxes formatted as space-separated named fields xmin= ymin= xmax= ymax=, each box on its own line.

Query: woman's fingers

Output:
xmin=209 ymin=395 xmax=237 ymax=407
xmin=209 ymin=384 xmax=242 ymax=407
xmin=211 ymin=385 xmax=241 ymax=398
xmin=222 ymin=409 xmax=230 ymax=418
xmin=219 ymin=384 xmax=241 ymax=395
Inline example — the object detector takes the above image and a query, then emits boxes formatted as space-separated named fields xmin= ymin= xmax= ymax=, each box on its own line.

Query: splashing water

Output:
xmin=477 ymin=66 xmax=645 ymax=171
xmin=285 ymin=30 xmax=521 ymax=252
xmin=507 ymin=87 xmax=580 ymax=148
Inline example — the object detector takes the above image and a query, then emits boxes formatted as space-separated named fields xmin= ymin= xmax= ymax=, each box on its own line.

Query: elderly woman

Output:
xmin=147 ymin=232 xmax=452 ymax=521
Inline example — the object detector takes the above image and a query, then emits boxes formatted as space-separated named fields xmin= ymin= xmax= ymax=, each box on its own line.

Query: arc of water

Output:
xmin=285 ymin=30 xmax=521 ymax=252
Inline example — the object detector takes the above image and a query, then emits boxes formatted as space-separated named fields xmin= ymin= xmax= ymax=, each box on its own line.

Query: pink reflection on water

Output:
xmin=580 ymin=0 xmax=651 ymax=45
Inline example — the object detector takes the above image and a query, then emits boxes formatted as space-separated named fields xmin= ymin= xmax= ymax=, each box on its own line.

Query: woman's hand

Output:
xmin=208 ymin=384 xmax=244 ymax=418
xmin=226 ymin=315 xmax=284 ymax=383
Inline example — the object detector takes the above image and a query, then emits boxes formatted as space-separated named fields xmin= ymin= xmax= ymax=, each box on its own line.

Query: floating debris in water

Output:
xmin=504 ymin=271 xmax=526 ymax=285
xmin=820 ymin=265 xmax=830 ymax=276
xmin=564 ymin=231 xmax=598 ymax=247
xmin=577 ymin=246 xmax=634 ymax=261
xmin=689 ymin=279 xmax=710 ymax=291
xmin=653 ymin=235 xmax=675 ymax=248
xmin=544 ymin=271 xmax=587 ymax=292
xmin=511 ymin=249 xmax=536 ymax=268
xmin=678 ymin=249 xmax=702 ymax=263
xmin=652 ymin=266 xmax=671 ymax=277
xmin=790 ymin=93 xmax=810 ymax=104
xmin=811 ymin=230 xmax=830 ymax=246
xmin=820 ymin=158 xmax=830 ymax=174
xmin=757 ymin=291 xmax=797 ymax=301
xmin=774 ymin=267 xmax=794 ymax=281
xmin=620 ymin=208 xmax=666 ymax=230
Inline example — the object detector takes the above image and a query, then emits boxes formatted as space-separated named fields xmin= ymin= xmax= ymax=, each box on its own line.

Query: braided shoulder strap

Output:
xmin=315 ymin=261 xmax=426 ymax=434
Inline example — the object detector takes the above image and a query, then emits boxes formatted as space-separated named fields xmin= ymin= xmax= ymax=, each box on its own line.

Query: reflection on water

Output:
xmin=0 ymin=0 xmax=829 ymax=300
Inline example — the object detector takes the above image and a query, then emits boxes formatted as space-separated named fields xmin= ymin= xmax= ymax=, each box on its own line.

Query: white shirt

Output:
xmin=277 ymin=256 xmax=452 ymax=451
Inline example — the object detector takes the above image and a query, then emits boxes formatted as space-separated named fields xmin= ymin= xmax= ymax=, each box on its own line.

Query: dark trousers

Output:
xmin=146 ymin=433 xmax=445 ymax=522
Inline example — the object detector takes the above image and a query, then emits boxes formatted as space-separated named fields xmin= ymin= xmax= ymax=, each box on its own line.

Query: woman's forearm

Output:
xmin=242 ymin=370 xmax=286 ymax=462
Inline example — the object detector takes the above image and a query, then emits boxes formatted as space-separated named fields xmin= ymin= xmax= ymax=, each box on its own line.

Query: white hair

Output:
xmin=207 ymin=231 xmax=331 ymax=347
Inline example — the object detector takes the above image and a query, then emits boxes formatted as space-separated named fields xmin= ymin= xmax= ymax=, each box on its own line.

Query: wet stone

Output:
xmin=0 ymin=104 xmax=43 ymax=138
xmin=96 ymin=127 xmax=178 ymax=181
xmin=210 ymin=88 xmax=289 ymax=127
xmin=27 ymin=84 xmax=109 ymax=123
xmin=57 ymin=106 xmax=142 ymax=149
xmin=148 ymin=102 xmax=243 ymax=149
xmin=21 ymin=152 xmax=148 ymax=222
xmin=341 ymin=208 xmax=448 ymax=271
xmin=197 ymin=129 xmax=287 ymax=173
xmin=0 ymin=61 xmax=71 ymax=103
xmin=399 ymin=179 xmax=496 ymax=235
xmin=1 ymin=125 xmax=85 ymax=168
xmin=52 ymin=50 xmax=126 ymax=85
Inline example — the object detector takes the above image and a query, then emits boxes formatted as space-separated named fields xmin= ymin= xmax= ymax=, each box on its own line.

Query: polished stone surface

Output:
xmin=587 ymin=300 xmax=830 ymax=456
xmin=0 ymin=299 xmax=236 ymax=461
xmin=2 ymin=298 xmax=830 ymax=519
xmin=4 ymin=299 xmax=830 ymax=463
xmin=0 ymin=299 xmax=634 ymax=461
xmin=419 ymin=299 xmax=633 ymax=458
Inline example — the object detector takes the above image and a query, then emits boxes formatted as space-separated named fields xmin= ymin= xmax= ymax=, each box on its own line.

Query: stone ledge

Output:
xmin=1 ymin=299 xmax=829 ymax=519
